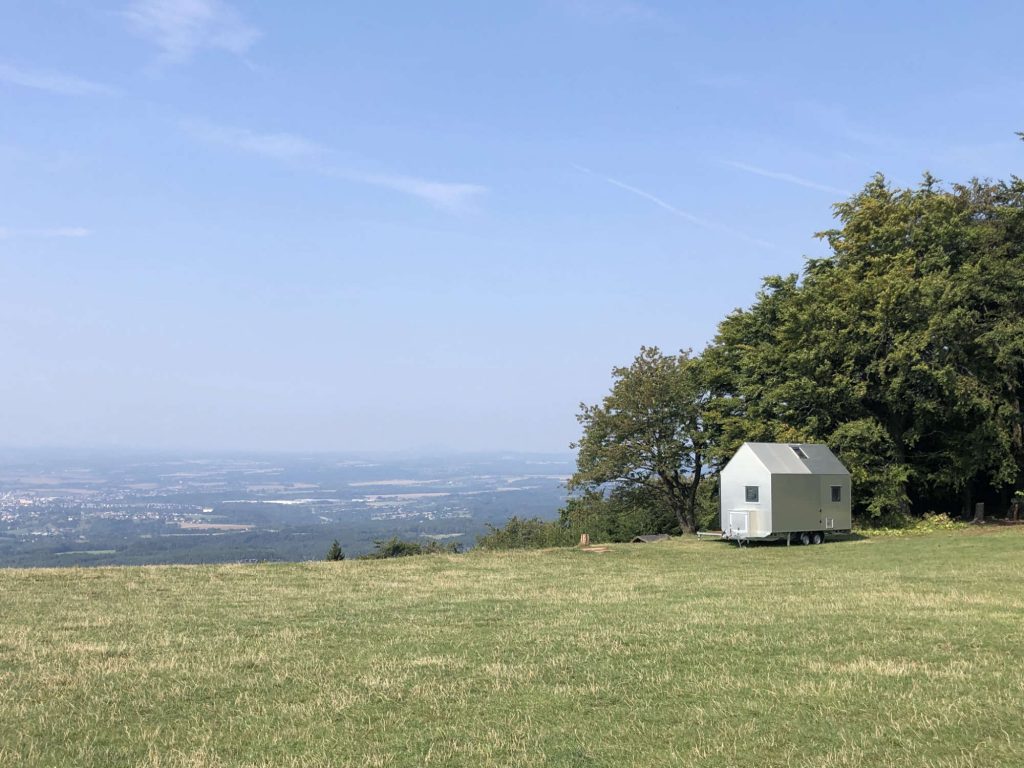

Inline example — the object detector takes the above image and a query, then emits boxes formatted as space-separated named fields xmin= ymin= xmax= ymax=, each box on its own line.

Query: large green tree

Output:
xmin=569 ymin=347 xmax=714 ymax=533
xmin=709 ymin=171 xmax=1024 ymax=520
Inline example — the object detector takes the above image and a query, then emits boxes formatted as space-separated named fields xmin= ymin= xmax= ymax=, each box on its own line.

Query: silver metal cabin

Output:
xmin=719 ymin=442 xmax=852 ymax=544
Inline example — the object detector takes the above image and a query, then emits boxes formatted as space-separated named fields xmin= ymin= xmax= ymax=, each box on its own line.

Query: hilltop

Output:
xmin=2 ymin=528 xmax=1023 ymax=767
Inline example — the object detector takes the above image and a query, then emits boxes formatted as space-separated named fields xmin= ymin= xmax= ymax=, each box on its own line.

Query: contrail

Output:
xmin=574 ymin=164 xmax=777 ymax=250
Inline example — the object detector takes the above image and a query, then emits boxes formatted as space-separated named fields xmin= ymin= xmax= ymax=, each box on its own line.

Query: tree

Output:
xmin=569 ymin=347 xmax=714 ymax=534
xmin=325 ymin=539 xmax=345 ymax=561
xmin=708 ymin=171 xmax=1024 ymax=520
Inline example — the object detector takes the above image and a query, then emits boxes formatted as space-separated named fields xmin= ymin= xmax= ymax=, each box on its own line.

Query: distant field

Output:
xmin=1 ymin=529 xmax=1022 ymax=767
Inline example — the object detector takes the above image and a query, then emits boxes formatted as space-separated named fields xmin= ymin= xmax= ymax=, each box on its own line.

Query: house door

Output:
xmin=820 ymin=480 xmax=840 ymax=529
xmin=728 ymin=510 xmax=749 ymax=539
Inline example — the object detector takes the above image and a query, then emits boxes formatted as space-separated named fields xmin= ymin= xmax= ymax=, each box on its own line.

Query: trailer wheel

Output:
xmin=811 ymin=532 xmax=824 ymax=545
xmin=799 ymin=532 xmax=811 ymax=546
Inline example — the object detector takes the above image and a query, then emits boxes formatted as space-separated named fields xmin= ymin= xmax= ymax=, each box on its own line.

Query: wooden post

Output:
xmin=579 ymin=533 xmax=590 ymax=548
xmin=973 ymin=502 xmax=985 ymax=524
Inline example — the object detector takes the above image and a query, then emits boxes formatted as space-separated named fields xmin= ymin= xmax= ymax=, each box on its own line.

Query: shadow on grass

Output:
xmin=698 ymin=531 xmax=868 ymax=548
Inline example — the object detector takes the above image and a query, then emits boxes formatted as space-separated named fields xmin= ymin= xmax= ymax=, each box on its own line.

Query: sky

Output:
xmin=1 ymin=1 xmax=1022 ymax=453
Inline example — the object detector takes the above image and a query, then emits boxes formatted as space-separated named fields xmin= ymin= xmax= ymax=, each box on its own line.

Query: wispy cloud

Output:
xmin=184 ymin=119 xmax=486 ymax=212
xmin=182 ymin=120 xmax=326 ymax=161
xmin=345 ymin=172 xmax=487 ymax=212
xmin=0 ymin=227 xmax=91 ymax=240
xmin=125 ymin=0 xmax=261 ymax=63
xmin=722 ymin=160 xmax=851 ymax=196
xmin=0 ymin=63 xmax=116 ymax=96
xmin=574 ymin=164 xmax=776 ymax=250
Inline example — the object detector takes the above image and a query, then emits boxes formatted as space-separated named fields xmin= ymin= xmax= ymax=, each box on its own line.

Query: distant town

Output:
xmin=0 ymin=451 xmax=572 ymax=566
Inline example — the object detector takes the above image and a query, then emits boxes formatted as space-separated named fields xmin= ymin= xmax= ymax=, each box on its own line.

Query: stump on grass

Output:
xmin=579 ymin=533 xmax=590 ymax=547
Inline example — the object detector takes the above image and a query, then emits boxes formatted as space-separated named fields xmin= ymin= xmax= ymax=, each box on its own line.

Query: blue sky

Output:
xmin=1 ymin=1 xmax=1022 ymax=453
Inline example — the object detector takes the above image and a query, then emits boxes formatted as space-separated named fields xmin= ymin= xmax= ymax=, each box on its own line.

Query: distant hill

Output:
xmin=0 ymin=451 xmax=573 ymax=566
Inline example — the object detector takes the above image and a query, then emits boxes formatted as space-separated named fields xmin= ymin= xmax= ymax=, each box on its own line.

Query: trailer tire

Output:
xmin=799 ymin=532 xmax=811 ymax=546
xmin=811 ymin=532 xmax=824 ymax=545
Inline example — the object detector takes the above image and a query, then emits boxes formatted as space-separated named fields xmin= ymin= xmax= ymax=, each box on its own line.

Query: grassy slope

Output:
xmin=1 ymin=530 xmax=1022 ymax=768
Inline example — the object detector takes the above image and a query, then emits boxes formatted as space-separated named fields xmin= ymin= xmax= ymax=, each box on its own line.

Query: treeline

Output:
xmin=484 ymin=158 xmax=1024 ymax=546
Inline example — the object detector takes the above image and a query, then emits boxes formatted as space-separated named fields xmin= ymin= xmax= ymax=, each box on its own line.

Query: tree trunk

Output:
xmin=685 ymin=451 xmax=703 ymax=533
xmin=661 ymin=472 xmax=694 ymax=535
xmin=670 ymin=490 xmax=694 ymax=534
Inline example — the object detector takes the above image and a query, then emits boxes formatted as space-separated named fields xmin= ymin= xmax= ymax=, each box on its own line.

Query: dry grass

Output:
xmin=1 ymin=529 xmax=1023 ymax=767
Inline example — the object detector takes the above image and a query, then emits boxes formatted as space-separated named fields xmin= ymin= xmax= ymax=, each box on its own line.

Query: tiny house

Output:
xmin=719 ymin=442 xmax=852 ymax=544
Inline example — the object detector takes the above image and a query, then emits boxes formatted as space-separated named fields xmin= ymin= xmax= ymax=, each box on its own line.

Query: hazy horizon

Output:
xmin=3 ymin=1 xmax=1022 ymax=453
xmin=0 ymin=442 xmax=576 ymax=459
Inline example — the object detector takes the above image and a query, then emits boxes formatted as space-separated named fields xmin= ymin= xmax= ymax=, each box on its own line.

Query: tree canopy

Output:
xmin=708 ymin=173 xmax=1024 ymax=521
xmin=568 ymin=149 xmax=1024 ymax=532
xmin=568 ymin=347 xmax=714 ymax=533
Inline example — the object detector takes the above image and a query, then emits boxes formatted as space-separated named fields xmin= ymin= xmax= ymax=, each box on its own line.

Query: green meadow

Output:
xmin=2 ymin=529 xmax=1022 ymax=768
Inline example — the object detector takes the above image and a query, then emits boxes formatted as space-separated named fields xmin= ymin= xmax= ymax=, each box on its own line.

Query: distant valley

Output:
xmin=0 ymin=450 xmax=572 ymax=566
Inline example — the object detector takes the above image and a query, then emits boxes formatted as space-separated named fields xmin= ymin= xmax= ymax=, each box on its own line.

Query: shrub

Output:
xmin=325 ymin=540 xmax=345 ymax=561
xmin=476 ymin=517 xmax=574 ymax=550
xmin=558 ymin=483 xmax=683 ymax=542
xmin=359 ymin=537 xmax=462 ymax=559
xmin=858 ymin=513 xmax=969 ymax=537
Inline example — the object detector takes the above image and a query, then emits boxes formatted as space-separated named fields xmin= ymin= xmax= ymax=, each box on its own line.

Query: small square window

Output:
xmin=831 ymin=486 xmax=842 ymax=502
xmin=745 ymin=486 xmax=759 ymax=503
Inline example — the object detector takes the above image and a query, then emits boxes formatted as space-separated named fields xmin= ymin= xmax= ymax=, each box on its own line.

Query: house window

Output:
xmin=791 ymin=445 xmax=808 ymax=459
xmin=831 ymin=485 xmax=842 ymax=502
xmin=745 ymin=486 xmax=759 ymax=503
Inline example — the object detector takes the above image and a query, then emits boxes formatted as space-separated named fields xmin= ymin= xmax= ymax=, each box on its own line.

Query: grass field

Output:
xmin=2 ymin=529 xmax=1023 ymax=768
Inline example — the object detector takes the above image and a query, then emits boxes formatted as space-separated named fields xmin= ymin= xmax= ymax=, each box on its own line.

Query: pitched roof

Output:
xmin=744 ymin=442 xmax=849 ymax=475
